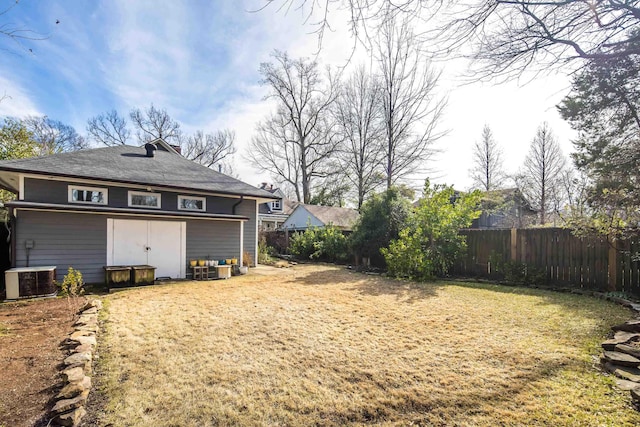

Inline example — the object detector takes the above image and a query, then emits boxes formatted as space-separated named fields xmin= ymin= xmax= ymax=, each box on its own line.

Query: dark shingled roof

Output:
xmin=0 ymin=145 xmax=276 ymax=199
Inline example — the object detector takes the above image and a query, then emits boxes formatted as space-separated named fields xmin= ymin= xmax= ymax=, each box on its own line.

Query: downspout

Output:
xmin=232 ymin=196 xmax=244 ymax=215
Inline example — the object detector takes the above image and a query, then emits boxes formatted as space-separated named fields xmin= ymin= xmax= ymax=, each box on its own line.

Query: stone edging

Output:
xmin=600 ymin=302 xmax=640 ymax=407
xmin=49 ymin=299 xmax=102 ymax=426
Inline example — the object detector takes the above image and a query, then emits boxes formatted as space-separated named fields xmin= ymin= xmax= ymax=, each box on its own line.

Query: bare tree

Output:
xmin=249 ymin=51 xmax=339 ymax=203
xmin=86 ymin=110 xmax=130 ymax=146
xmin=263 ymin=1 xmax=640 ymax=78
xmin=333 ymin=65 xmax=385 ymax=209
xmin=441 ymin=1 xmax=640 ymax=79
xmin=179 ymin=129 xmax=236 ymax=168
xmin=470 ymin=124 xmax=505 ymax=191
xmin=130 ymin=104 xmax=182 ymax=144
xmin=23 ymin=116 xmax=88 ymax=155
xmin=377 ymin=16 xmax=446 ymax=188
xmin=251 ymin=114 xmax=304 ymax=200
xmin=0 ymin=1 xmax=50 ymax=54
xmin=515 ymin=122 xmax=567 ymax=225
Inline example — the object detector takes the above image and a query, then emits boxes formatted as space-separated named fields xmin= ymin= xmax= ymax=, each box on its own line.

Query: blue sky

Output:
xmin=0 ymin=0 xmax=575 ymax=192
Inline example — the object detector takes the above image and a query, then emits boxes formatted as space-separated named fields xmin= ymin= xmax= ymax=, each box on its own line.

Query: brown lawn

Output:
xmin=90 ymin=264 xmax=640 ymax=426
xmin=0 ymin=297 xmax=85 ymax=427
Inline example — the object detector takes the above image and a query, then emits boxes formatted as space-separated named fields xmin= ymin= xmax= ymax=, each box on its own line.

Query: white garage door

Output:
xmin=107 ymin=219 xmax=186 ymax=279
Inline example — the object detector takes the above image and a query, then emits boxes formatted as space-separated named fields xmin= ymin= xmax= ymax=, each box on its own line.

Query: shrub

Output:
xmin=289 ymin=225 xmax=348 ymax=262
xmin=58 ymin=267 xmax=85 ymax=297
xmin=383 ymin=180 xmax=481 ymax=280
xmin=258 ymin=238 xmax=277 ymax=264
xmin=349 ymin=187 xmax=413 ymax=268
xmin=489 ymin=253 xmax=548 ymax=286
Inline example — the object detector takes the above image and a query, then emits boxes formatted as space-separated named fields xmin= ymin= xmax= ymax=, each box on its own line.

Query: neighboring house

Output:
xmin=0 ymin=139 xmax=275 ymax=283
xmin=470 ymin=188 xmax=538 ymax=229
xmin=282 ymin=204 xmax=360 ymax=232
xmin=257 ymin=183 xmax=298 ymax=231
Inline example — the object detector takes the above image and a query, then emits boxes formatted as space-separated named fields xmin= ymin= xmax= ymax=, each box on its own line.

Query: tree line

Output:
xmin=250 ymin=14 xmax=445 ymax=208
xmin=0 ymin=105 xmax=236 ymax=174
xmin=260 ymin=0 xmax=640 ymax=244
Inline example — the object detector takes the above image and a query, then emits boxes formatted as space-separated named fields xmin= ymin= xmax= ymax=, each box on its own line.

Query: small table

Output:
xmin=215 ymin=265 xmax=232 ymax=279
xmin=191 ymin=265 xmax=209 ymax=280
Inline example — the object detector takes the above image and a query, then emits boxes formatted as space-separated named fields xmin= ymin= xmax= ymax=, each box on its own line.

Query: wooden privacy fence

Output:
xmin=452 ymin=228 xmax=640 ymax=297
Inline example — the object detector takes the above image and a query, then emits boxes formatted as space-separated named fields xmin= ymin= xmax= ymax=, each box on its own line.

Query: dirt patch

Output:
xmin=0 ymin=297 xmax=85 ymax=427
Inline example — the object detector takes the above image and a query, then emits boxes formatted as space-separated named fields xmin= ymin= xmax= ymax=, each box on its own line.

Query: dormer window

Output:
xmin=271 ymin=199 xmax=282 ymax=211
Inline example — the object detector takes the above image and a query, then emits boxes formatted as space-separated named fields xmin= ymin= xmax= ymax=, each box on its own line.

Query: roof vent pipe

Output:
xmin=144 ymin=143 xmax=157 ymax=157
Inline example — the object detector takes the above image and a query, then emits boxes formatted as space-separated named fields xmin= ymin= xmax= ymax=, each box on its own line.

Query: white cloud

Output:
xmin=0 ymin=76 xmax=41 ymax=117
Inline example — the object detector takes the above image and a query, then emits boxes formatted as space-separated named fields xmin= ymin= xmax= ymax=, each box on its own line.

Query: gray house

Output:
xmin=0 ymin=141 xmax=275 ymax=283
xmin=257 ymin=183 xmax=299 ymax=231
xmin=282 ymin=204 xmax=359 ymax=232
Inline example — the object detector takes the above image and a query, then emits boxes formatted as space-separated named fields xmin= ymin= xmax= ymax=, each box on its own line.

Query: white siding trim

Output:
xmin=13 ymin=207 xmax=246 ymax=222
xmin=18 ymin=174 xmax=24 ymax=200
xmin=255 ymin=201 xmax=259 ymax=266
xmin=239 ymin=220 xmax=244 ymax=267
xmin=106 ymin=218 xmax=114 ymax=266
xmin=180 ymin=222 xmax=187 ymax=277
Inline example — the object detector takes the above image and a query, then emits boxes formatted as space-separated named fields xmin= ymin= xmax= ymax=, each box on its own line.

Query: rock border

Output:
xmin=49 ymin=299 xmax=102 ymax=426
xmin=595 ymin=295 xmax=640 ymax=408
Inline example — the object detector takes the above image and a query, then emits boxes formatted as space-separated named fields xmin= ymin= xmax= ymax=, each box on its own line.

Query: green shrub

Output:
xmin=383 ymin=180 xmax=481 ymax=280
xmin=350 ymin=187 xmax=413 ymax=268
xmin=289 ymin=225 xmax=348 ymax=262
xmin=258 ymin=239 xmax=277 ymax=264
xmin=58 ymin=267 xmax=85 ymax=297
xmin=490 ymin=254 xmax=548 ymax=286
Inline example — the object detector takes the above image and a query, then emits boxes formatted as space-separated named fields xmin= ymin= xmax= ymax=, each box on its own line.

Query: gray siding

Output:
xmin=15 ymin=211 xmax=107 ymax=284
xmin=186 ymin=220 xmax=241 ymax=263
xmin=237 ymin=199 xmax=257 ymax=266
xmin=24 ymin=178 xmax=239 ymax=214
xmin=16 ymin=210 xmax=248 ymax=284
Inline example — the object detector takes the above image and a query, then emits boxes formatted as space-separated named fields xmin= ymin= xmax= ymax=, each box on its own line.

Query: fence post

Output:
xmin=510 ymin=228 xmax=518 ymax=262
xmin=608 ymin=243 xmax=617 ymax=292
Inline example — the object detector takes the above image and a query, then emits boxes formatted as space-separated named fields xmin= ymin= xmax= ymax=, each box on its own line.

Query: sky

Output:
xmin=0 ymin=0 xmax=576 ymax=196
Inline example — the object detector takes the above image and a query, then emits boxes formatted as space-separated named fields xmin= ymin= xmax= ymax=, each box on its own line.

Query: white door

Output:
xmin=112 ymin=220 xmax=148 ymax=266
xmin=148 ymin=221 xmax=184 ymax=278
xmin=108 ymin=219 xmax=186 ymax=279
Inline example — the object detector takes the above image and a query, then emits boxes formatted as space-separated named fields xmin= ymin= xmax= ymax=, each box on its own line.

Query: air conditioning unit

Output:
xmin=5 ymin=266 xmax=57 ymax=300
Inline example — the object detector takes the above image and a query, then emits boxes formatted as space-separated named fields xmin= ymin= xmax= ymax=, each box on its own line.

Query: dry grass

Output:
xmin=93 ymin=265 xmax=640 ymax=426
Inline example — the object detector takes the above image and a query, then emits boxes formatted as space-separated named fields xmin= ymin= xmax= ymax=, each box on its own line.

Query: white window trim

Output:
xmin=128 ymin=191 xmax=161 ymax=209
xmin=68 ymin=185 xmax=108 ymax=205
xmin=271 ymin=199 xmax=282 ymax=210
xmin=177 ymin=195 xmax=206 ymax=212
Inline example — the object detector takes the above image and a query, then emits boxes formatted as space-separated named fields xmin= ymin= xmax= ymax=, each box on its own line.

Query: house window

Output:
xmin=68 ymin=185 xmax=108 ymax=205
xmin=128 ymin=191 xmax=161 ymax=209
xmin=178 ymin=195 xmax=206 ymax=212
xmin=271 ymin=199 xmax=282 ymax=210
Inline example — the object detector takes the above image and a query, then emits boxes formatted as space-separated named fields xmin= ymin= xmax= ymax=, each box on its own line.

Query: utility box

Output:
xmin=5 ymin=266 xmax=57 ymax=300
